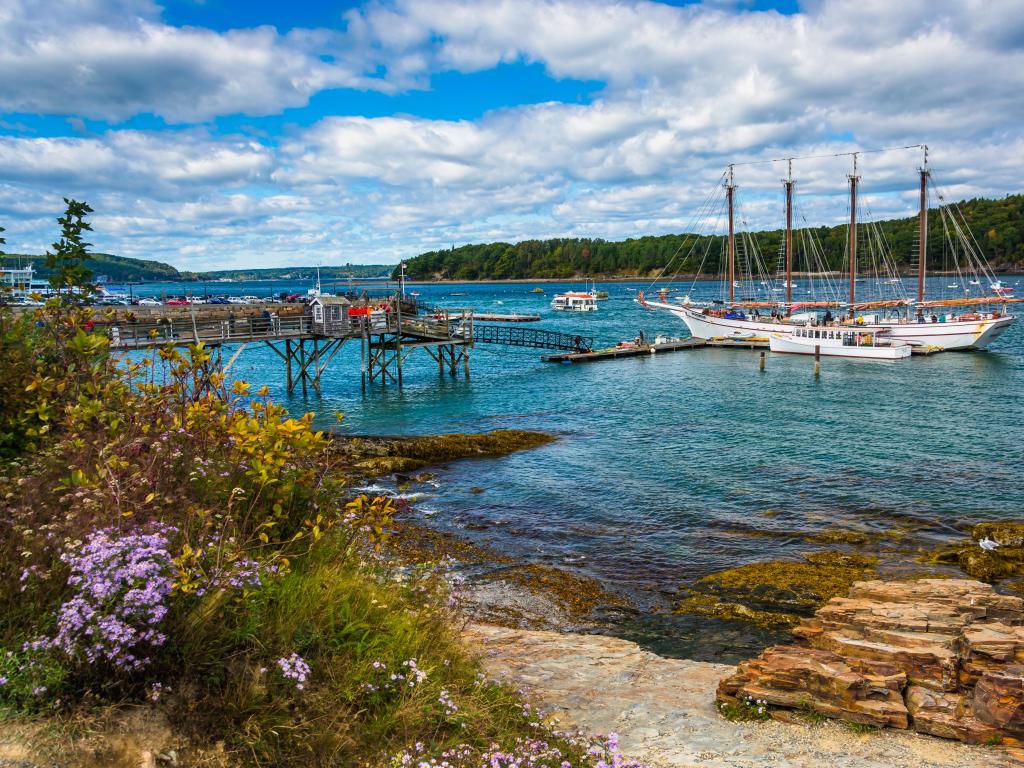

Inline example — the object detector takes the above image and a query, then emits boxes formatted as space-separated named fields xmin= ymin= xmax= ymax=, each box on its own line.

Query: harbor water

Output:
xmin=115 ymin=276 xmax=1024 ymax=660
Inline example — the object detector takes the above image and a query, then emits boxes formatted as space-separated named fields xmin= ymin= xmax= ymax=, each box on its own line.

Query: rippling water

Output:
xmin=119 ymin=275 xmax=1024 ymax=659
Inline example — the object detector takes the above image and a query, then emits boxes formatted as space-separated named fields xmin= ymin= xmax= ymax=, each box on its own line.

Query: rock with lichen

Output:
xmin=675 ymin=552 xmax=877 ymax=628
xmin=974 ymin=523 xmax=1024 ymax=548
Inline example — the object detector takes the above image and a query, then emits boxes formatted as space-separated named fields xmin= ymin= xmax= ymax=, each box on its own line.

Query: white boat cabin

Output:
xmin=792 ymin=326 xmax=888 ymax=348
xmin=551 ymin=292 xmax=598 ymax=312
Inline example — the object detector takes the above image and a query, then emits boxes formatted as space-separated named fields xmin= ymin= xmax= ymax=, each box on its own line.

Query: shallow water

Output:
xmin=117 ymin=275 xmax=1024 ymax=660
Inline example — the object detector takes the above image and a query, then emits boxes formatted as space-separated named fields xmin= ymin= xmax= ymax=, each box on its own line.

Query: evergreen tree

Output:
xmin=46 ymin=198 xmax=94 ymax=296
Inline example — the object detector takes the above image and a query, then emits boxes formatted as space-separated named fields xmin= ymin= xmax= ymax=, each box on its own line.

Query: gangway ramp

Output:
xmin=471 ymin=324 xmax=592 ymax=352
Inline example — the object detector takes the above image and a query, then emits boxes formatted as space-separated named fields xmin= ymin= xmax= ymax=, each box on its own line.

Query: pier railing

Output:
xmin=471 ymin=324 xmax=592 ymax=352
xmin=107 ymin=309 xmax=472 ymax=349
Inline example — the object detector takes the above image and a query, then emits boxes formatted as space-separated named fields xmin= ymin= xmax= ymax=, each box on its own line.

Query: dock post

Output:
xmin=394 ymin=296 xmax=404 ymax=388
xmin=285 ymin=339 xmax=293 ymax=394
xmin=759 ymin=351 xmax=765 ymax=371
xmin=312 ymin=338 xmax=321 ymax=396
xmin=300 ymin=341 xmax=308 ymax=397
xmin=814 ymin=345 xmax=821 ymax=378
xmin=463 ymin=344 xmax=470 ymax=379
xmin=360 ymin=321 xmax=367 ymax=391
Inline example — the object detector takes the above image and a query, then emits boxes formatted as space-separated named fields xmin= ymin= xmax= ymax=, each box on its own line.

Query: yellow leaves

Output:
xmin=258 ymin=532 xmax=269 ymax=544
xmin=232 ymin=380 xmax=251 ymax=396
xmin=144 ymin=492 xmax=157 ymax=504
xmin=257 ymin=386 xmax=270 ymax=397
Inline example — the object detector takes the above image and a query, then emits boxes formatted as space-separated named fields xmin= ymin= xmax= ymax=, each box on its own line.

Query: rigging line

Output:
xmin=645 ymin=172 xmax=727 ymax=291
xmin=727 ymin=144 xmax=925 ymax=169
xmin=665 ymin=188 xmax=729 ymax=291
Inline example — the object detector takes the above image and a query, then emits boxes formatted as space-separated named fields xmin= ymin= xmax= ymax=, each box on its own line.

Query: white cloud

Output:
xmin=0 ymin=0 xmax=389 ymax=122
xmin=1 ymin=0 xmax=1023 ymax=268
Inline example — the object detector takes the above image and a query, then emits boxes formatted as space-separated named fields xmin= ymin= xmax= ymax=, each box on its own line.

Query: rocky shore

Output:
xmin=467 ymin=623 xmax=1011 ymax=767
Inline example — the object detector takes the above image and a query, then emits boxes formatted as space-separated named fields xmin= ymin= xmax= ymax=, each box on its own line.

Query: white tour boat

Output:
xmin=551 ymin=290 xmax=598 ymax=312
xmin=769 ymin=327 xmax=912 ymax=360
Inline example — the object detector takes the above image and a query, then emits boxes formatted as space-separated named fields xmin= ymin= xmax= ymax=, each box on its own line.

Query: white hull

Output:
xmin=648 ymin=302 xmax=1014 ymax=351
xmin=769 ymin=334 xmax=911 ymax=360
xmin=876 ymin=317 xmax=1014 ymax=350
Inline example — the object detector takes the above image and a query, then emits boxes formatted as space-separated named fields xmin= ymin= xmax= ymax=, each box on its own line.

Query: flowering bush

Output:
xmin=0 ymin=300 xmax=647 ymax=768
xmin=389 ymin=734 xmax=648 ymax=768
xmin=41 ymin=526 xmax=174 ymax=671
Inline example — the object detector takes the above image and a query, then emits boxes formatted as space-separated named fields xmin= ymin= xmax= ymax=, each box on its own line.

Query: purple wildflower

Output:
xmin=38 ymin=526 xmax=175 ymax=672
xmin=276 ymin=653 xmax=310 ymax=691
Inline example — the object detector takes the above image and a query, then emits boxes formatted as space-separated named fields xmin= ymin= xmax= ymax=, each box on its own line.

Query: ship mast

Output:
xmin=727 ymin=165 xmax=736 ymax=305
xmin=784 ymin=159 xmax=794 ymax=306
xmin=917 ymin=145 xmax=930 ymax=303
xmin=847 ymin=153 xmax=860 ymax=317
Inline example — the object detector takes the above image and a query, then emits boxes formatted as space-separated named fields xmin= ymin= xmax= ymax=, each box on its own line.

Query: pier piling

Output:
xmin=759 ymin=351 xmax=766 ymax=371
xmin=814 ymin=345 xmax=821 ymax=377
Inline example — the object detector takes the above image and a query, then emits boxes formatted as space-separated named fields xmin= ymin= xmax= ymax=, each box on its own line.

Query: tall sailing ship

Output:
xmin=640 ymin=148 xmax=1018 ymax=350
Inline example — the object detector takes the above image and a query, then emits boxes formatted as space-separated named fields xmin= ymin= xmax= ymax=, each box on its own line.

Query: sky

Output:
xmin=0 ymin=0 xmax=1022 ymax=270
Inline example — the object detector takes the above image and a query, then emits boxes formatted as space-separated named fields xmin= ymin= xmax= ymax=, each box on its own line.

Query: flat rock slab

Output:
xmin=466 ymin=624 xmax=1012 ymax=768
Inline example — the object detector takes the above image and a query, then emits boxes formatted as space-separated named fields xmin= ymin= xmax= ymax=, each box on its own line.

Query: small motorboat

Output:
xmin=991 ymin=281 xmax=1014 ymax=295
xmin=531 ymin=287 xmax=545 ymax=293
xmin=769 ymin=327 xmax=912 ymax=360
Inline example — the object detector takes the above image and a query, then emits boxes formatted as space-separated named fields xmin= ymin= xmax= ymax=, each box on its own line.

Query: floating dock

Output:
xmin=542 ymin=336 xmax=774 ymax=363
xmin=471 ymin=313 xmax=541 ymax=322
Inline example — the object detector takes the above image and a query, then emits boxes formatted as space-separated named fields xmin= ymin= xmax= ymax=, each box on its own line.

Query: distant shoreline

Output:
xmin=105 ymin=268 xmax=1023 ymax=287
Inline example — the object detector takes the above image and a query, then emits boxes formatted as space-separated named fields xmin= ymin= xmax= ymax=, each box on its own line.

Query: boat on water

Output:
xmin=639 ymin=148 xmax=1018 ymax=351
xmin=595 ymin=290 xmax=610 ymax=300
xmin=551 ymin=290 xmax=598 ymax=312
xmin=991 ymin=281 xmax=1014 ymax=295
xmin=769 ymin=327 xmax=912 ymax=360
xmin=531 ymin=287 xmax=545 ymax=293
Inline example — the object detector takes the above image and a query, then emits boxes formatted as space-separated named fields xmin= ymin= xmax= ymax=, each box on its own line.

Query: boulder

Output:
xmin=719 ymin=577 xmax=1024 ymax=756
xmin=974 ymin=666 xmax=1024 ymax=735
xmin=905 ymin=685 xmax=1000 ymax=744
xmin=718 ymin=644 xmax=908 ymax=729
xmin=846 ymin=579 xmax=1024 ymax=625
xmin=960 ymin=623 xmax=1024 ymax=688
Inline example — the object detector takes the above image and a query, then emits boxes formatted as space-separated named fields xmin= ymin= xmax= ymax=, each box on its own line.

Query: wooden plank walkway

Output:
xmin=541 ymin=336 xmax=772 ymax=363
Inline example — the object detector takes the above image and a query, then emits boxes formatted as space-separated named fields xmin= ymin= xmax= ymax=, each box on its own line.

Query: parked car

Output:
xmin=187 ymin=297 xmax=207 ymax=305
xmin=165 ymin=298 xmax=189 ymax=306
xmin=226 ymin=296 xmax=249 ymax=305
xmin=207 ymin=297 xmax=229 ymax=305
xmin=240 ymin=295 xmax=262 ymax=303
xmin=137 ymin=298 xmax=162 ymax=306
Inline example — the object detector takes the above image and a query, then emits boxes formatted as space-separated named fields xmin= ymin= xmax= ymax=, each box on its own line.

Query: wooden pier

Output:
xmin=104 ymin=297 xmax=590 ymax=393
xmin=107 ymin=307 xmax=475 ymax=394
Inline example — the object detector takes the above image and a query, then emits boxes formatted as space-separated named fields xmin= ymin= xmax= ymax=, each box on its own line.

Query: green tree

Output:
xmin=45 ymin=198 xmax=94 ymax=296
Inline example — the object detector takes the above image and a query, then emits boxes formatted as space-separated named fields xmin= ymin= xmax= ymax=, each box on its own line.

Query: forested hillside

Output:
xmin=400 ymin=194 xmax=1024 ymax=280
xmin=1 ymin=252 xmax=184 ymax=282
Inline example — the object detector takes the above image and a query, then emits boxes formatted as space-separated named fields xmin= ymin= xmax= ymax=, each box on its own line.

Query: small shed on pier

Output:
xmin=308 ymin=295 xmax=351 ymax=333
